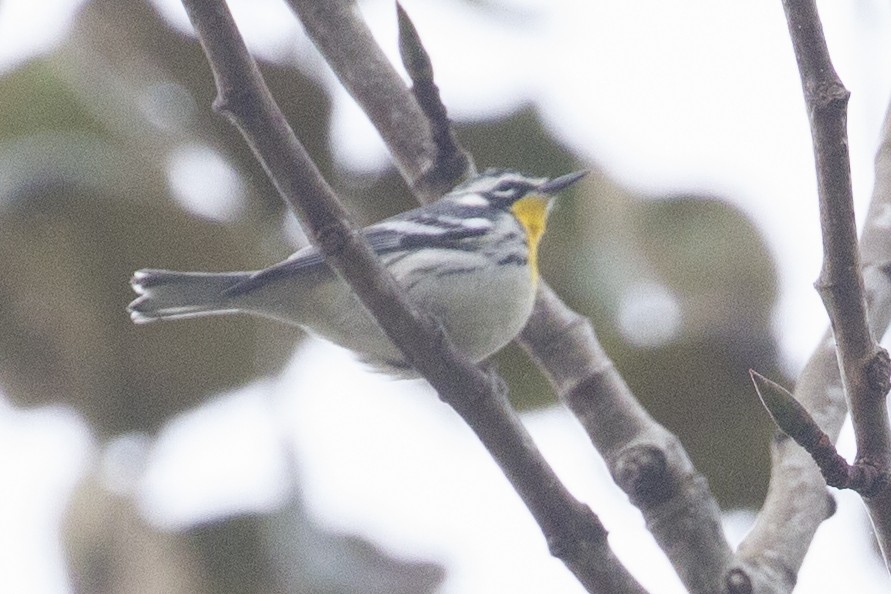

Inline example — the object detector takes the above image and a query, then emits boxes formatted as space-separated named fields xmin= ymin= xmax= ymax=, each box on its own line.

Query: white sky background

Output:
xmin=2 ymin=0 xmax=891 ymax=592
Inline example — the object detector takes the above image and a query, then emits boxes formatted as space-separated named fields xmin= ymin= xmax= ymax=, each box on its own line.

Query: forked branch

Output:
xmin=780 ymin=0 xmax=891 ymax=566
xmin=180 ymin=0 xmax=642 ymax=591
xmin=291 ymin=2 xmax=735 ymax=591
xmin=741 ymin=0 xmax=891 ymax=579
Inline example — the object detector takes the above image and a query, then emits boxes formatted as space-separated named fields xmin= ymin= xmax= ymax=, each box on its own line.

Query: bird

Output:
xmin=128 ymin=168 xmax=586 ymax=374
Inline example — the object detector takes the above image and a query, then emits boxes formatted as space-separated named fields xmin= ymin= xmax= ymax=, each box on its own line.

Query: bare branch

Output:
xmin=396 ymin=2 xmax=475 ymax=183
xmin=784 ymin=0 xmax=891 ymax=566
xmin=740 ymin=0 xmax=891 ymax=580
xmin=857 ymin=100 xmax=891 ymax=574
xmin=283 ymin=0 xmax=450 ymax=200
xmin=519 ymin=284 xmax=733 ymax=593
xmin=179 ymin=0 xmax=643 ymax=591
xmin=284 ymin=2 xmax=734 ymax=591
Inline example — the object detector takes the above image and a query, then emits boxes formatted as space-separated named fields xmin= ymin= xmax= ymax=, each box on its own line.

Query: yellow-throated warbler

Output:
xmin=128 ymin=169 xmax=586 ymax=374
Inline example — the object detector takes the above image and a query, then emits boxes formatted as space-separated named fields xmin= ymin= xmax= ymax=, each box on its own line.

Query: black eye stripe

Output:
xmin=449 ymin=170 xmax=547 ymax=203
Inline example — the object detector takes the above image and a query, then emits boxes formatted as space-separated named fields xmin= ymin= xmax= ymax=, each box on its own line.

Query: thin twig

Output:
xmin=396 ymin=2 xmax=475 ymax=184
xmin=283 ymin=0 xmax=449 ymax=201
xmin=737 ymin=333 xmax=844 ymax=591
xmin=179 ymin=0 xmax=643 ymax=591
xmin=750 ymin=370 xmax=886 ymax=494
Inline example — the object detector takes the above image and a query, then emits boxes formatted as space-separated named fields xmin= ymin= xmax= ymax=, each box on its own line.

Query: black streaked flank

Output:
xmin=402 ymin=265 xmax=483 ymax=292
xmin=398 ymin=226 xmax=489 ymax=249
xmin=497 ymin=254 xmax=527 ymax=267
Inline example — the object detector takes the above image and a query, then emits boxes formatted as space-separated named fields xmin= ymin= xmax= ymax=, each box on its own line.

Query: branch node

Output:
xmin=614 ymin=443 xmax=671 ymax=507
xmin=314 ymin=223 xmax=350 ymax=256
xmin=865 ymin=471 xmax=891 ymax=500
xmin=724 ymin=567 xmax=753 ymax=594
xmin=848 ymin=462 xmax=889 ymax=498
xmin=865 ymin=347 xmax=891 ymax=395
xmin=485 ymin=365 xmax=509 ymax=403
xmin=824 ymin=490 xmax=838 ymax=519
xmin=211 ymin=86 xmax=252 ymax=120
xmin=807 ymin=80 xmax=850 ymax=110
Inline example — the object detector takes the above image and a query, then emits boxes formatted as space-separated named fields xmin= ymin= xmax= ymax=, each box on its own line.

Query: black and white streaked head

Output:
xmin=438 ymin=168 xmax=588 ymax=277
xmin=448 ymin=168 xmax=587 ymax=210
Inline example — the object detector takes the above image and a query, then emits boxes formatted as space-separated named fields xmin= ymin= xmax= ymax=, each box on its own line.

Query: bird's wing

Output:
xmin=224 ymin=205 xmax=494 ymax=296
xmin=364 ymin=199 xmax=496 ymax=250
xmin=223 ymin=244 xmax=325 ymax=296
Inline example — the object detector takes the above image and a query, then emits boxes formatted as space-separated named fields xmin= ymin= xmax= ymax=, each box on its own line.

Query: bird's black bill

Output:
xmin=538 ymin=169 xmax=588 ymax=194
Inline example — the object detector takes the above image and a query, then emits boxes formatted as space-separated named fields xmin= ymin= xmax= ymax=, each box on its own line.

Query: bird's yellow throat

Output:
xmin=510 ymin=194 xmax=550 ymax=282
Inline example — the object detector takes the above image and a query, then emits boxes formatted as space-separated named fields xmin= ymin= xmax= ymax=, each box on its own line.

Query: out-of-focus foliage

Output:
xmin=0 ymin=0 xmax=784 ymax=591
xmin=0 ymin=0 xmax=336 ymax=433
xmin=63 ymin=467 xmax=444 ymax=593
xmin=1 ymin=1 xmax=446 ymax=591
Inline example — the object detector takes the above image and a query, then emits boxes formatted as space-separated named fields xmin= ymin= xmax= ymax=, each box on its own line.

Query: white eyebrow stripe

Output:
xmin=454 ymin=194 xmax=489 ymax=207
xmin=431 ymin=215 xmax=493 ymax=230
xmin=460 ymin=217 xmax=493 ymax=230
xmin=375 ymin=220 xmax=450 ymax=235
xmin=456 ymin=173 xmax=547 ymax=195
xmin=377 ymin=216 xmax=493 ymax=235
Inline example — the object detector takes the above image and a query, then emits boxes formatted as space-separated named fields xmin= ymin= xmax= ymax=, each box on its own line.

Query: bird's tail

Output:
xmin=128 ymin=269 xmax=251 ymax=323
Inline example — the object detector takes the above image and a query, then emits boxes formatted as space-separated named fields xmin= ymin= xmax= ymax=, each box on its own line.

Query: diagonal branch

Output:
xmin=519 ymin=285 xmax=734 ymax=593
xmin=285 ymin=1 xmax=735 ymax=591
xmin=179 ymin=0 xmax=643 ymax=591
